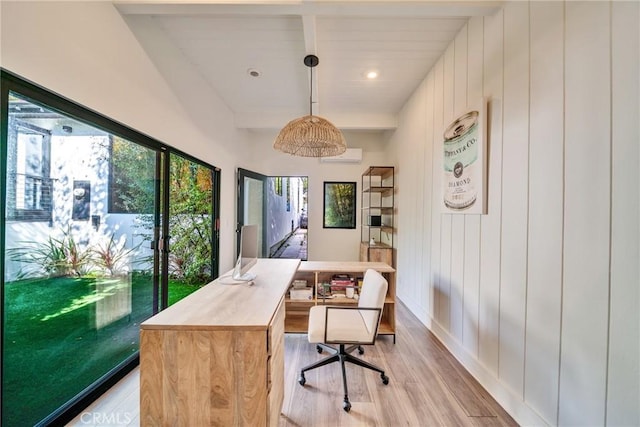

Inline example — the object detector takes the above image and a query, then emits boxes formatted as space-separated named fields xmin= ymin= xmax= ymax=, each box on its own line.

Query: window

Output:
xmin=6 ymin=112 xmax=52 ymax=222
xmin=286 ymin=178 xmax=291 ymax=211
xmin=109 ymin=136 xmax=156 ymax=214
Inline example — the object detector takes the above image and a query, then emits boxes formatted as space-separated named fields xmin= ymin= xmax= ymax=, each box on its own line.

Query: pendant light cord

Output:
xmin=309 ymin=64 xmax=313 ymax=116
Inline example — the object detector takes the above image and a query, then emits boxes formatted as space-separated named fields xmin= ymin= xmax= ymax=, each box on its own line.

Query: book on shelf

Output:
xmin=330 ymin=274 xmax=354 ymax=292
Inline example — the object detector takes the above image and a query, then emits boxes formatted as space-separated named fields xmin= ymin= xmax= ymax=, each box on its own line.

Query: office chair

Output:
xmin=298 ymin=269 xmax=389 ymax=412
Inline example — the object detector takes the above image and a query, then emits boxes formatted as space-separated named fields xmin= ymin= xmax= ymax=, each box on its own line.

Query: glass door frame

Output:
xmin=237 ymin=168 xmax=267 ymax=257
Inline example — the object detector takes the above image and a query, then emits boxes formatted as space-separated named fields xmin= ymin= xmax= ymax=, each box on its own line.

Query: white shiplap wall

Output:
xmin=392 ymin=1 xmax=639 ymax=425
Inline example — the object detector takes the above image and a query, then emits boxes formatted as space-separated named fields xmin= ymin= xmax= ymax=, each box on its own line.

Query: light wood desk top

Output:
xmin=298 ymin=260 xmax=395 ymax=273
xmin=141 ymin=258 xmax=300 ymax=331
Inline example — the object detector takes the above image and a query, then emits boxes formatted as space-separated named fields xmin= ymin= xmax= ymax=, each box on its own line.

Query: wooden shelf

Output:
xmin=362 ymin=206 xmax=394 ymax=213
xmin=362 ymin=166 xmax=394 ymax=180
xmin=363 ymin=186 xmax=394 ymax=194
xmin=378 ymin=321 xmax=395 ymax=335
xmin=284 ymin=297 xmax=315 ymax=305
xmin=284 ymin=314 xmax=309 ymax=333
xmin=362 ymin=225 xmax=393 ymax=233
xmin=285 ymin=261 xmax=396 ymax=342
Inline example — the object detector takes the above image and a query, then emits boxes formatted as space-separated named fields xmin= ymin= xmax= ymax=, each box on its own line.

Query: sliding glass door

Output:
xmin=1 ymin=90 xmax=160 ymax=426
xmin=165 ymin=153 xmax=219 ymax=306
xmin=0 ymin=70 xmax=220 ymax=425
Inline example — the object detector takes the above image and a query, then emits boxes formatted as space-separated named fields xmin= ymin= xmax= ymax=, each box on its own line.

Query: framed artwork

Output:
xmin=442 ymin=99 xmax=488 ymax=214
xmin=323 ymin=181 xmax=357 ymax=229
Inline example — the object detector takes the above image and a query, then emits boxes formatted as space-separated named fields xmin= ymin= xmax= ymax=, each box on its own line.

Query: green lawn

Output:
xmin=2 ymin=273 xmax=203 ymax=426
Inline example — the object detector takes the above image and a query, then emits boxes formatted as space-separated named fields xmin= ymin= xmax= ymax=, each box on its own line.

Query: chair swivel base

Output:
xmin=298 ymin=343 xmax=389 ymax=412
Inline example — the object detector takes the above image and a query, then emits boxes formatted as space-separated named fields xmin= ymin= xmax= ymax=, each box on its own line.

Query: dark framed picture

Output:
xmin=323 ymin=181 xmax=357 ymax=229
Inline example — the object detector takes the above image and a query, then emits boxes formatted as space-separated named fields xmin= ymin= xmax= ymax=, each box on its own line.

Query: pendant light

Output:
xmin=273 ymin=55 xmax=347 ymax=157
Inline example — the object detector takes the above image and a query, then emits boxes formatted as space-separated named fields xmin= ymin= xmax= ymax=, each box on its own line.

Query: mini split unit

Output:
xmin=319 ymin=148 xmax=363 ymax=164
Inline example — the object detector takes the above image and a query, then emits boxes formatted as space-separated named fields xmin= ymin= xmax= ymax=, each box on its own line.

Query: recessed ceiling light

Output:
xmin=366 ymin=70 xmax=378 ymax=79
xmin=247 ymin=68 xmax=261 ymax=78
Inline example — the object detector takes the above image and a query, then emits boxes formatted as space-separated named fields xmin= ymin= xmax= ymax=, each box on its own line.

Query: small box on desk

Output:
xmin=290 ymin=288 xmax=313 ymax=300
xmin=292 ymin=279 xmax=308 ymax=289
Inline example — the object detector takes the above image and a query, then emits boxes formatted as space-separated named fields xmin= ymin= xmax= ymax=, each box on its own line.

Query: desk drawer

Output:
xmin=267 ymin=298 xmax=285 ymax=426
xmin=268 ymin=297 xmax=285 ymax=354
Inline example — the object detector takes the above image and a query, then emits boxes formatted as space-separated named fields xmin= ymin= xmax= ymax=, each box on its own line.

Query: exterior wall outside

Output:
xmin=4 ymin=134 xmax=149 ymax=281
xmin=391 ymin=2 xmax=639 ymax=426
xmin=267 ymin=177 xmax=305 ymax=255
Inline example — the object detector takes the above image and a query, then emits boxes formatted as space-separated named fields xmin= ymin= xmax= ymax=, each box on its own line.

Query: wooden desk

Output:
xmin=140 ymin=258 xmax=300 ymax=427
xmin=285 ymin=261 xmax=396 ymax=342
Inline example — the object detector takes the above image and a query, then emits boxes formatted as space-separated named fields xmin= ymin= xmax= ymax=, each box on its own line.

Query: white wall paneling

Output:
xmin=395 ymin=75 xmax=428 ymax=320
xmin=498 ymin=1 xmax=529 ymax=398
xmin=478 ymin=6 xmax=503 ymax=377
xmin=394 ymin=109 xmax=413 ymax=305
xmin=438 ymin=43 xmax=456 ymax=331
xmin=560 ymin=2 xmax=611 ymax=425
xmin=430 ymin=57 xmax=445 ymax=325
xmin=450 ymin=25 xmax=468 ymax=343
xmin=607 ymin=2 xmax=640 ymax=425
xmin=393 ymin=1 xmax=639 ymax=425
xmin=524 ymin=1 xmax=564 ymax=424
xmin=462 ymin=16 xmax=484 ymax=358
xmin=422 ymin=72 xmax=435 ymax=323
xmin=412 ymin=80 xmax=427 ymax=317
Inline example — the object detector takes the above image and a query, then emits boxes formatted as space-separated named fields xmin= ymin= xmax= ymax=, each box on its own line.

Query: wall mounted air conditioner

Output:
xmin=319 ymin=148 xmax=363 ymax=164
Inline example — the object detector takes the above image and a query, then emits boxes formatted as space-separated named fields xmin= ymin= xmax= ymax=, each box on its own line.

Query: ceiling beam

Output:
xmin=302 ymin=14 xmax=317 ymax=54
xmin=115 ymin=1 xmax=502 ymax=18
xmin=235 ymin=111 xmax=398 ymax=130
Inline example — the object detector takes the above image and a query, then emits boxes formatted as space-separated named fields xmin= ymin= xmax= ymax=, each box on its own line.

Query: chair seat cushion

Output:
xmin=307 ymin=305 xmax=372 ymax=344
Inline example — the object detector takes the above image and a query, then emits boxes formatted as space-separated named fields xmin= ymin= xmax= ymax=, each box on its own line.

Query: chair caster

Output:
xmin=343 ymin=399 xmax=351 ymax=412
xmin=357 ymin=346 xmax=364 ymax=355
xmin=316 ymin=345 xmax=323 ymax=354
xmin=298 ymin=373 xmax=306 ymax=386
xmin=381 ymin=374 xmax=389 ymax=385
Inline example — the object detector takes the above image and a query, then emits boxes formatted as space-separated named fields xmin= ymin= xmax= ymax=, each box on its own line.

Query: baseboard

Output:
xmin=428 ymin=320 xmax=549 ymax=426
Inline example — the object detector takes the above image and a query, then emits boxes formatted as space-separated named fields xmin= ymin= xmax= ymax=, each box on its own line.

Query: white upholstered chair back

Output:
xmin=358 ymin=269 xmax=388 ymax=334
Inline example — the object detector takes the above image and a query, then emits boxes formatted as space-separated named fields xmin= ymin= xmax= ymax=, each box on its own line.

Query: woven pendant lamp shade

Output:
xmin=273 ymin=114 xmax=347 ymax=157
xmin=273 ymin=54 xmax=347 ymax=157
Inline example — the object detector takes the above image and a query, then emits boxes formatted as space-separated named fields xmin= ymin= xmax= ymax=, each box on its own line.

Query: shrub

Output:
xmin=90 ymin=235 xmax=140 ymax=277
xmin=8 ymin=230 xmax=91 ymax=278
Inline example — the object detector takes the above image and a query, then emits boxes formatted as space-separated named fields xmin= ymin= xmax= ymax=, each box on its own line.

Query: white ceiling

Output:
xmin=116 ymin=1 xmax=501 ymax=132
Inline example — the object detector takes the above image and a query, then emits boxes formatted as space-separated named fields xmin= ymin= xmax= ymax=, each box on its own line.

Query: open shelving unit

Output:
xmin=360 ymin=166 xmax=394 ymax=266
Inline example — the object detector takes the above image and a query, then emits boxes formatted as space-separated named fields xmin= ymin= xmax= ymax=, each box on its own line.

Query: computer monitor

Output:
xmin=232 ymin=224 xmax=258 ymax=282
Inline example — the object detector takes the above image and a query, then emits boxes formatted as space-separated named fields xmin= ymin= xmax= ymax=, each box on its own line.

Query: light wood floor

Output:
xmin=68 ymin=302 xmax=517 ymax=426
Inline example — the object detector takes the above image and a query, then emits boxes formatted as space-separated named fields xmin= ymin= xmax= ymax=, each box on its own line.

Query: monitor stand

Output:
xmin=232 ymin=272 xmax=256 ymax=282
